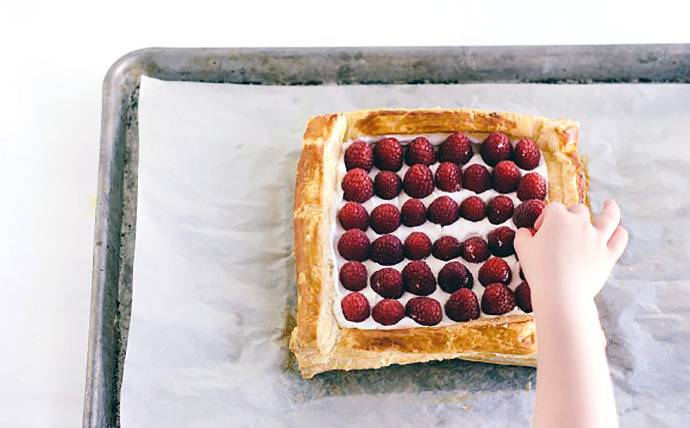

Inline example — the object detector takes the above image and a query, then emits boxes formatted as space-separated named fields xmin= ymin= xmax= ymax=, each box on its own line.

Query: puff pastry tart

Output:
xmin=290 ymin=109 xmax=587 ymax=378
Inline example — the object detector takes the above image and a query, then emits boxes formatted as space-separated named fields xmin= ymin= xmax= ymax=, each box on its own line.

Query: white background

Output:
xmin=0 ymin=1 xmax=687 ymax=426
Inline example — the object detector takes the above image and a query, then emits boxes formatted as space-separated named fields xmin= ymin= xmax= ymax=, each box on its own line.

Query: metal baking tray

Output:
xmin=83 ymin=45 xmax=690 ymax=428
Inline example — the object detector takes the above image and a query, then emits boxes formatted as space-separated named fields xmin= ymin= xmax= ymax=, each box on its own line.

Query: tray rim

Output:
xmin=83 ymin=44 xmax=690 ymax=428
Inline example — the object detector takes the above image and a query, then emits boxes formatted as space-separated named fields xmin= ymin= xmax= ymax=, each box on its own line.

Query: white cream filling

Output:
xmin=331 ymin=133 xmax=548 ymax=329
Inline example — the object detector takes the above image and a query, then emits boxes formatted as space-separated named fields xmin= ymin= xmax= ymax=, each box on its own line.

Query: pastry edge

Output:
xmin=290 ymin=108 xmax=587 ymax=378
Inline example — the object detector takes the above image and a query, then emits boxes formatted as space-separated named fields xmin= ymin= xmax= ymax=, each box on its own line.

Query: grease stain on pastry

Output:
xmin=281 ymin=320 xmax=299 ymax=373
xmin=352 ymin=109 xmax=521 ymax=136
xmin=437 ymin=394 xmax=474 ymax=409
xmin=303 ymin=114 xmax=339 ymax=142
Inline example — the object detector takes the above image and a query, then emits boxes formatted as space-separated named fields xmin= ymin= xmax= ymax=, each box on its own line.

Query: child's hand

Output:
xmin=514 ymin=200 xmax=628 ymax=305
xmin=515 ymin=200 xmax=628 ymax=428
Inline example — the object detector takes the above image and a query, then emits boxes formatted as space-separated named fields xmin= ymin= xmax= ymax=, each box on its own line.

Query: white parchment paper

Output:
xmin=121 ymin=76 xmax=690 ymax=427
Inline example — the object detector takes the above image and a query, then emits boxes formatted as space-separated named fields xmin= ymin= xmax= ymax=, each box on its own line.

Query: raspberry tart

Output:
xmin=290 ymin=109 xmax=587 ymax=378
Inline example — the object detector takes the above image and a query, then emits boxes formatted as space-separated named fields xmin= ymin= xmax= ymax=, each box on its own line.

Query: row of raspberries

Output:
xmin=341 ymin=282 xmax=533 ymax=326
xmin=338 ymin=228 xmax=519 ymax=265
xmin=344 ymin=132 xmax=541 ymax=172
xmin=342 ymin=162 xmax=547 ymax=203
xmin=339 ymin=197 xmax=545 ymax=233
xmin=340 ymin=255 xmax=517 ymax=296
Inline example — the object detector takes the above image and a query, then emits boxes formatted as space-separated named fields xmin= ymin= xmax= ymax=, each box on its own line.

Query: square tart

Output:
xmin=290 ymin=109 xmax=587 ymax=378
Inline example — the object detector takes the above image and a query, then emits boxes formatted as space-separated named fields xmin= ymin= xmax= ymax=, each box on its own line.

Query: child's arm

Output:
xmin=514 ymin=200 xmax=628 ymax=428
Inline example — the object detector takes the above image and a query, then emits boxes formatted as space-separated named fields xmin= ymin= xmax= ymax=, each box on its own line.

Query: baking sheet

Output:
xmin=121 ymin=76 xmax=690 ymax=427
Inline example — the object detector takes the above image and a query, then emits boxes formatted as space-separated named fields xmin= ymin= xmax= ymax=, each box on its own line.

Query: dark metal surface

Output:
xmin=84 ymin=44 xmax=690 ymax=428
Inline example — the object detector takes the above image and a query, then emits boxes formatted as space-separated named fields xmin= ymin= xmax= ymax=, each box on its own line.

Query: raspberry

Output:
xmin=432 ymin=236 xmax=462 ymax=261
xmin=338 ymin=202 xmax=368 ymax=231
xmin=514 ymin=138 xmax=540 ymax=171
xmin=481 ymin=283 xmax=516 ymax=315
xmin=339 ymin=261 xmax=368 ymax=291
xmin=459 ymin=196 xmax=487 ymax=222
xmin=405 ymin=136 xmax=436 ymax=166
xmin=337 ymin=229 xmax=370 ymax=261
xmin=342 ymin=168 xmax=374 ymax=203
xmin=372 ymin=299 xmax=405 ymax=326
xmin=406 ymin=297 xmax=442 ymax=326
xmin=369 ymin=204 xmax=401 ymax=234
xmin=487 ymin=195 xmax=514 ymax=225
xmin=438 ymin=131 xmax=473 ymax=165
xmin=481 ymin=132 xmax=513 ymax=166
xmin=487 ymin=226 xmax=516 ymax=257
xmin=404 ymin=232 xmax=432 ymax=260
xmin=492 ymin=160 xmax=521 ymax=193
xmin=462 ymin=164 xmax=492 ymax=194
xmin=513 ymin=199 xmax=546 ymax=228
xmin=427 ymin=196 xmax=459 ymax=225
xmin=478 ymin=257 xmax=512 ymax=286
xmin=369 ymin=234 xmax=404 ymax=265
xmin=370 ymin=268 xmax=404 ymax=299
xmin=517 ymin=172 xmax=547 ymax=201
xmin=403 ymin=164 xmax=434 ymax=198
xmin=374 ymin=137 xmax=403 ymax=171
xmin=401 ymin=260 xmax=437 ymax=296
xmin=344 ymin=141 xmax=373 ymax=171
xmin=515 ymin=281 xmax=533 ymax=313
xmin=341 ymin=292 xmax=370 ymax=322
xmin=438 ymin=261 xmax=473 ymax=292
xmin=445 ymin=288 xmax=480 ymax=322
xmin=374 ymin=171 xmax=402 ymax=200
xmin=435 ymin=162 xmax=462 ymax=192
xmin=460 ymin=236 xmax=490 ymax=263
xmin=400 ymin=199 xmax=426 ymax=227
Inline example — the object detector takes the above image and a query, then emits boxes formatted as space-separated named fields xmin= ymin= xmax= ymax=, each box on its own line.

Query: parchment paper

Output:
xmin=121 ymin=76 xmax=690 ymax=427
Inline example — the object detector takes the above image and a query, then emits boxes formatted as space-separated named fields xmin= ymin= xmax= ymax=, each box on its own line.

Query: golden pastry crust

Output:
xmin=290 ymin=108 xmax=587 ymax=378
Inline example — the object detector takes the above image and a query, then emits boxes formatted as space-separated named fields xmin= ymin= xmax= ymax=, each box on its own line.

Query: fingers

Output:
xmin=607 ymin=225 xmax=629 ymax=261
xmin=533 ymin=210 xmax=546 ymax=230
xmin=593 ymin=200 xmax=621 ymax=239
xmin=513 ymin=227 xmax=534 ymax=254
xmin=536 ymin=201 xmax=565 ymax=230
xmin=544 ymin=201 xmax=566 ymax=213
xmin=568 ymin=204 xmax=590 ymax=218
